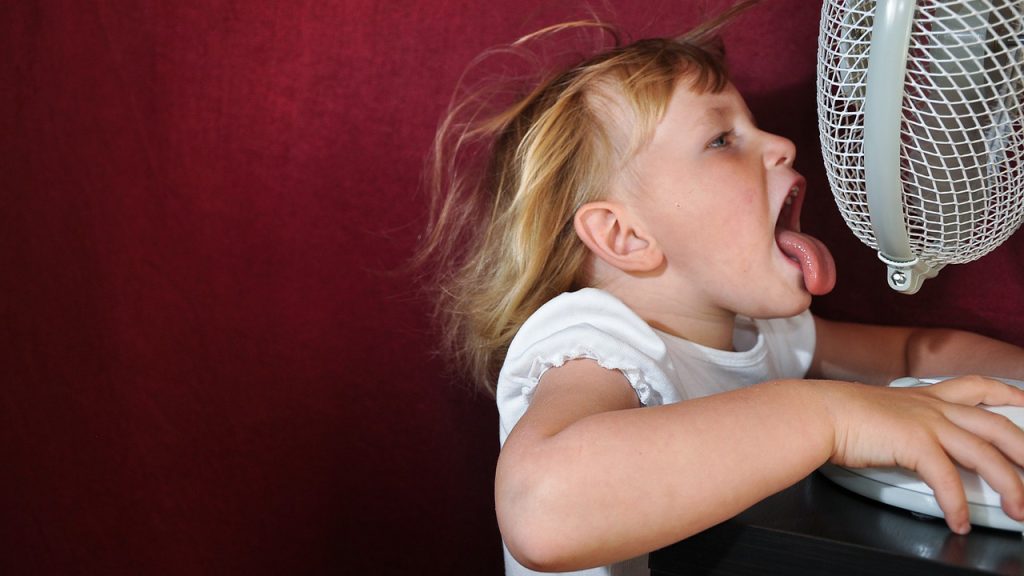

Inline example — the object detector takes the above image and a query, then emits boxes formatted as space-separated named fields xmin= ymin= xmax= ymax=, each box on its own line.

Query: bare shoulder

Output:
xmin=511 ymin=359 xmax=641 ymax=441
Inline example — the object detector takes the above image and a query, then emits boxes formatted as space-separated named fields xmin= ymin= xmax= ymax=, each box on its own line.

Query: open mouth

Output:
xmin=775 ymin=181 xmax=805 ymax=267
xmin=773 ymin=179 xmax=838 ymax=295
xmin=776 ymin=181 xmax=804 ymax=236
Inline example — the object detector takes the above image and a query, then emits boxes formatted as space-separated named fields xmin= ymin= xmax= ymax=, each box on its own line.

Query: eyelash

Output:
xmin=707 ymin=131 xmax=733 ymax=149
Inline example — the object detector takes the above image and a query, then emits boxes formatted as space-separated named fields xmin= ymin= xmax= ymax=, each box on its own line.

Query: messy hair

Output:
xmin=419 ymin=2 xmax=759 ymax=394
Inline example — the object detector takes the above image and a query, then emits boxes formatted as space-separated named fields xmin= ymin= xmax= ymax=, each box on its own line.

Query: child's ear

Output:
xmin=574 ymin=201 xmax=663 ymax=272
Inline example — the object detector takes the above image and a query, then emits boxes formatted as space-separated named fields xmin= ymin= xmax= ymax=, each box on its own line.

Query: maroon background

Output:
xmin=3 ymin=1 xmax=1022 ymax=574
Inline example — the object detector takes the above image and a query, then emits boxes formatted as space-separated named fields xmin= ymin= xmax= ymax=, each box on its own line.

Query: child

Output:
xmin=420 ymin=3 xmax=1024 ymax=575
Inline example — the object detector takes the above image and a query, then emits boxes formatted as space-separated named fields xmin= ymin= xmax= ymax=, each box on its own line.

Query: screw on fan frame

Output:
xmin=863 ymin=0 xmax=942 ymax=293
xmin=818 ymin=0 xmax=1024 ymax=295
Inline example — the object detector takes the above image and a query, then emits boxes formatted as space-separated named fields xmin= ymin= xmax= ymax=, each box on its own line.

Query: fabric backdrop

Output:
xmin=4 ymin=1 xmax=1022 ymax=574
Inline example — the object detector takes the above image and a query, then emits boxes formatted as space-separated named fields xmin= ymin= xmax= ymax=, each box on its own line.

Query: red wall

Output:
xmin=3 ymin=1 xmax=1022 ymax=574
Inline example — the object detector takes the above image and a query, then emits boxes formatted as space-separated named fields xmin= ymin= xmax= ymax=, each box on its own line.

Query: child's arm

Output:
xmin=810 ymin=316 xmax=1024 ymax=384
xmin=496 ymin=358 xmax=1024 ymax=572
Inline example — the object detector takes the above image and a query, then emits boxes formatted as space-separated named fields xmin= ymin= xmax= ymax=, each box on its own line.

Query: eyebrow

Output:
xmin=694 ymin=106 xmax=730 ymax=130
xmin=696 ymin=104 xmax=756 ymax=130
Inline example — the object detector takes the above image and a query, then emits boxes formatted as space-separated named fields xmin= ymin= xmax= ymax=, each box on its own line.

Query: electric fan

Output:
xmin=818 ymin=0 xmax=1024 ymax=294
xmin=816 ymin=0 xmax=1024 ymax=532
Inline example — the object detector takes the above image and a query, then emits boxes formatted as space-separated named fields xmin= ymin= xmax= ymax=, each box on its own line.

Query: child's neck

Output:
xmin=642 ymin=309 xmax=737 ymax=351
xmin=603 ymin=283 xmax=737 ymax=351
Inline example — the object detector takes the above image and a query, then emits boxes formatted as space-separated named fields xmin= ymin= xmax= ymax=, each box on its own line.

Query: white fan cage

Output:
xmin=818 ymin=0 xmax=1024 ymax=275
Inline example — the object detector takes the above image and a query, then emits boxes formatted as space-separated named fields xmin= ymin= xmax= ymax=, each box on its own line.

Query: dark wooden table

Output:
xmin=650 ymin=472 xmax=1024 ymax=575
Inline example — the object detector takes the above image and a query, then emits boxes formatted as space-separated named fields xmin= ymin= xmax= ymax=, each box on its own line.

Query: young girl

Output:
xmin=421 ymin=4 xmax=1024 ymax=575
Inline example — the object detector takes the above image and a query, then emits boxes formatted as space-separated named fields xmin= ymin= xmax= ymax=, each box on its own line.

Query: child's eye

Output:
xmin=707 ymin=131 xmax=733 ymax=149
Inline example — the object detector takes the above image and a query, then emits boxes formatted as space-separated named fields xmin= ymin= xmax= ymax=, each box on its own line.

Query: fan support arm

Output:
xmin=864 ymin=0 xmax=944 ymax=293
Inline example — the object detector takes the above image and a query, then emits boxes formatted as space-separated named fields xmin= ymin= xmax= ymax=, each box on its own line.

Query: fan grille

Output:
xmin=818 ymin=0 xmax=1024 ymax=266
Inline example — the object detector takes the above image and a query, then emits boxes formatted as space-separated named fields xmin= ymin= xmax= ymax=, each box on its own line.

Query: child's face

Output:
xmin=625 ymin=81 xmax=836 ymax=320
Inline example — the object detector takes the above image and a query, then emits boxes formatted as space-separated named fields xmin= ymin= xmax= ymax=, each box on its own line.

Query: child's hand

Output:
xmin=821 ymin=375 xmax=1024 ymax=534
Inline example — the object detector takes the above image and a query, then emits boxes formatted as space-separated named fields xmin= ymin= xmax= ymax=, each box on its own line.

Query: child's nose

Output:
xmin=763 ymin=132 xmax=797 ymax=168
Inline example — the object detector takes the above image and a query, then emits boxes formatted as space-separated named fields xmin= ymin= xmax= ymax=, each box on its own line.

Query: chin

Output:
xmin=760 ymin=287 xmax=812 ymax=319
xmin=735 ymin=291 xmax=809 ymax=320
xmin=786 ymin=290 xmax=814 ymax=316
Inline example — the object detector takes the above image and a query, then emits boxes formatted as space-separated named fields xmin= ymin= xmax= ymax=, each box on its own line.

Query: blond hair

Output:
xmin=420 ymin=2 xmax=758 ymax=394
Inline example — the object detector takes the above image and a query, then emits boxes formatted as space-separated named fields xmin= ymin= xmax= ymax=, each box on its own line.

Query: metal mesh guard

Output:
xmin=818 ymin=0 xmax=1024 ymax=267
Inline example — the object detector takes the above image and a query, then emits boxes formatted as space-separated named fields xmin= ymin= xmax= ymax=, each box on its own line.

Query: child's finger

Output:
xmin=910 ymin=441 xmax=971 ymax=533
xmin=928 ymin=375 xmax=1024 ymax=407
xmin=943 ymin=404 xmax=1024 ymax=468
xmin=933 ymin=416 xmax=1024 ymax=520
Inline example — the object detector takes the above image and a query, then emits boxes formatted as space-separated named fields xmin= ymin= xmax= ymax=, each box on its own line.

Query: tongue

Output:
xmin=775 ymin=229 xmax=836 ymax=295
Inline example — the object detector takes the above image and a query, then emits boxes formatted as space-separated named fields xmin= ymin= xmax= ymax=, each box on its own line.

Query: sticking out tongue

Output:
xmin=776 ymin=228 xmax=836 ymax=295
